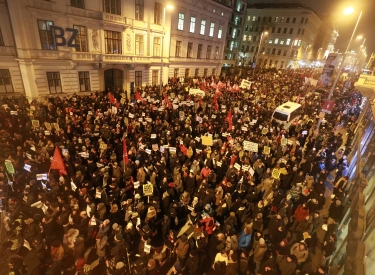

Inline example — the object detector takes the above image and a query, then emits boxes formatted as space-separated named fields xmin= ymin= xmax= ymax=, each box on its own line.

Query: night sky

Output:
xmin=298 ymin=0 xmax=374 ymax=57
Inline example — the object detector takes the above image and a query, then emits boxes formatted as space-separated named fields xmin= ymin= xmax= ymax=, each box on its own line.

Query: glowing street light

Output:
xmin=343 ymin=6 xmax=355 ymax=15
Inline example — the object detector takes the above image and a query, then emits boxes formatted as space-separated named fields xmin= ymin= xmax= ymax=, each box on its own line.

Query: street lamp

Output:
xmin=253 ymin=31 xmax=268 ymax=76
xmin=317 ymin=6 xmax=362 ymax=129
xmin=160 ymin=4 xmax=174 ymax=93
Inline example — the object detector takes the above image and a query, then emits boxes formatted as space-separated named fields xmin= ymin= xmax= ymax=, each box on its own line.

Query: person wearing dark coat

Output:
xmin=185 ymin=250 xmax=199 ymax=275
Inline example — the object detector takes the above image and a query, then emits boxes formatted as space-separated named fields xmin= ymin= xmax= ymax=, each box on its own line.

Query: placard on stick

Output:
xmin=263 ymin=146 xmax=271 ymax=155
xmin=202 ymin=136 xmax=213 ymax=146
xmin=143 ymin=183 xmax=154 ymax=196
xmin=272 ymin=168 xmax=281 ymax=179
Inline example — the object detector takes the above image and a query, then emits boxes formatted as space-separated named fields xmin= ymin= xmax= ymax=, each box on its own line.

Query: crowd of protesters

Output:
xmin=0 ymin=68 xmax=362 ymax=275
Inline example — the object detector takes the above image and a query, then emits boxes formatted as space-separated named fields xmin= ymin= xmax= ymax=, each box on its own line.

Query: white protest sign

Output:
xmin=234 ymin=163 xmax=241 ymax=170
xmin=240 ymin=79 xmax=252 ymax=89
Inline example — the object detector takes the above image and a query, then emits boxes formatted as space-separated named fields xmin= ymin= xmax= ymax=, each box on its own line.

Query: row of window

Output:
xmin=178 ymin=13 xmax=223 ymax=38
xmin=175 ymin=42 xmax=220 ymax=59
xmin=245 ymin=25 xmax=306 ymax=36
xmin=38 ymin=19 xmax=163 ymax=55
xmin=173 ymin=68 xmax=216 ymax=78
xmin=247 ymin=15 xmax=309 ymax=25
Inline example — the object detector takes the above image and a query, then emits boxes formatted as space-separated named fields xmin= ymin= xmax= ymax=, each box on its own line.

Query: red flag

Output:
xmin=50 ymin=147 xmax=67 ymax=175
xmin=296 ymin=94 xmax=301 ymax=103
xmin=109 ymin=92 xmax=115 ymax=103
xmin=123 ymin=139 xmax=129 ymax=165
xmin=135 ymin=90 xmax=145 ymax=104
xmin=200 ymin=83 xmax=206 ymax=92
xmin=199 ymin=97 xmax=202 ymax=106
xmin=213 ymin=94 xmax=218 ymax=110
xmin=163 ymin=93 xmax=172 ymax=109
xmin=226 ymin=109 xmax=233 ymax=131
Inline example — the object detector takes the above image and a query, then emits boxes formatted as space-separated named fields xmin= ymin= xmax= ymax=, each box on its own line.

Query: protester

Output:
xmin=0 ymin=68 xmax=362 ymax=275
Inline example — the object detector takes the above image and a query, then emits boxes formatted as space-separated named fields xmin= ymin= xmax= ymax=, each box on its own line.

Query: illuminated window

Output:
xmin=218 ymin=25 xmax=223 ymax=38
xmin=37 ymin=19 xmax=56 ymax=50
xmin=280 ymin=39 xmax=285 ymax=45
xmin=268 ymin=38 xmax=273 ymax=44
xmin=178 ymin=13 xmax=184 ymax=30
xmin=243 ymin=35 xmax=247 ymax=41
xmin=252 ymin=16 xmax=256 ymax=22
xmin=274 ymin=38 xmax=279 ymax=44
xmin=200 ymin=20 xmax=206 ymax=35
xmin=274 ymin=17 xmax=278 ymax=22
xmin=232 ymin=28 xmax=237 ymax=38
xmin=230 ymin=41 xmax=234 ymax=51
xmin=209 ymin=22 xmax=215 ymax=37
xmin=248 ymin=35 xmax=252 ymax=41
xmin=286 ymin=39 xmax=291 ymax=45
xmin=190 ymin=17 xmax=196 ymax=33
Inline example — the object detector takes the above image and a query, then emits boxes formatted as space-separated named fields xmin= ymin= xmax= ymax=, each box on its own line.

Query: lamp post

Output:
xmin=352 ymin=37 xmax=366 ymax=74
xmin=317 ymin=6 xmax=362 ymax=129
xmin=252 ymin=31 xmax=268 ymax=77
xmin=160 ymin=5 xmax=174 ymax=93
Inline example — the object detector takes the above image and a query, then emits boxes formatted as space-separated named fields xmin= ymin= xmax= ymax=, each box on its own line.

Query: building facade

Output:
xmin=0 ymin=0 xmax=230 ymax=99
xmin=213 ymin=0 xmax=248 ymax=68
xmin=239 ymin=3 xmax=337 ymax=69
xmin=168 ymin=0 xmax=231 ymax=79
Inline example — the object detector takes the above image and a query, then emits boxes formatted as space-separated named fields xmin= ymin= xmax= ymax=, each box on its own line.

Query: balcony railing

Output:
xmin=169 ymin=57 xmax=221 ymax=63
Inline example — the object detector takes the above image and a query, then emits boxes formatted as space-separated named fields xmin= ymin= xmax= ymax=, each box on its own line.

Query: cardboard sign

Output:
xmin=287 ymin=139 xmax=293 ymax=145
xmin=216 ymin=161 xmax=222 ymax=167
xmin=262 ymin=128 xmax=268 ymax=135
xmin=145 ymin=149 xmax=151 ymax=154
xmin=134 ymin=181 xmax=140 ymax=189
xmin=272 ymin=169 xmax=281 ymax=179
xmin=129 ymin=113 xmax=134 ymax=118
xmin=36 ymin=174 xmax=48 ymax=180
xmin=99 ymin=143 xmax=107 ymax=150
xmin=281 ymin=138 xmax=287 ymax=146
xmin=44 ymin=122 xmax=52 ymax=130
xmin=143 ymin=183 xmax=154 ymax=196
xmin=263 ymin=146 xmax=271 ymax=155
xmin=169 ymin=147 xmax=177 ymax=154
xmin=152 ymin=144 xmax=158 ymax=151
xmin=32 ymin=120 xmax=40 ymax=128
xmin=151 ymin=134 xmax=157 ymax=139
xmin=71 ymin=181 xmax=77 ymax=191
xmin=202 ymin=136 xmax=213 ymax=146
xmin=24 ymin=164 xmax=31 ymax=172
xmin=234 ymin=163 xmax=241 ymax=170
xmin=52 ymin=123 xmax=60 ymax=131
xmin=5 ymin=160 xmax=15 ymax=174
xmin=302 ymin=130 xmax=308 ymax=135
xmin=244 ymin=141 xmax=258 ymax=152
xmin=240 ymin=79 xmax=252 ymax=89
xmin=241 ymin=126 xmax=248 ymax=132
xmin=111 ymin=106 xmax=118 ymax=114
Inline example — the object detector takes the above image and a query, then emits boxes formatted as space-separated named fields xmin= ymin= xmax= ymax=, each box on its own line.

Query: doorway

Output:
xmin=104 ymin=68 xmax=123 ymax=91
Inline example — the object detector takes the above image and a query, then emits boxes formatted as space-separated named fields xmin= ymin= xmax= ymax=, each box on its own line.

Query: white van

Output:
xmin=272 ymin=101 xmax=302 ymax=125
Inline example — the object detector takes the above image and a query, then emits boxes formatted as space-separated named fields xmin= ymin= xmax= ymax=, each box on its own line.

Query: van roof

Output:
xmin=275 ymin=101 xmax=302 ymax=113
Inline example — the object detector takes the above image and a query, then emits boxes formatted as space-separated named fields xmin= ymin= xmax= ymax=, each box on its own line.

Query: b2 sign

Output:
xmin=51 ymin=26 xmax=79 ymax=48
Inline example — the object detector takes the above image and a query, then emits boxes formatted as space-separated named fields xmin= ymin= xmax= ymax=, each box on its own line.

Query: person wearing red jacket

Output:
xmin=201 ymin=165 xmax=211 ymax=178
xmin=292 ymin=203 xmax=310 ymax=232
xmin=200 ymin=213 xmax=215 ymax=235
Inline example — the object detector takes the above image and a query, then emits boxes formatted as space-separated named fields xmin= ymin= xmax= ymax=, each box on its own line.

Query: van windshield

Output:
xmin=273 ymin=111 xmax=288 ymax=121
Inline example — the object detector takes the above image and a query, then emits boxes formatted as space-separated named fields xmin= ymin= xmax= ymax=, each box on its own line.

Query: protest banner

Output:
xmin=202 ymin=136 xmax=213 ymax=146
xmin=263 ymin=146 xmax=271 ymax=155
xmin=272 ymin=169 xmax=281 ymax=179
